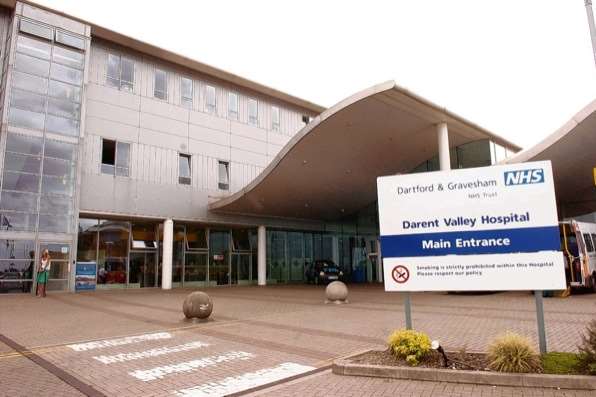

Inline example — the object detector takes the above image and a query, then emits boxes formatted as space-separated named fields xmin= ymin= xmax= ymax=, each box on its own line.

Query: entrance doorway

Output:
xmin=209 ymin=230 xmax=230 ymax=285
xmin=129 ymin=251 xmax=157 ymax=287
xmin=231 ymin=253 xmax=250 ymax=285
xmin=39 ymin=242 xmax=70 ymax=292
xmin=184 ymin=251 xmax=207 ymax=287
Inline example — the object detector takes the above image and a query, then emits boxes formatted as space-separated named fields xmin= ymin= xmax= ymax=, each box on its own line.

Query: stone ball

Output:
xmin=183 ymin=291 xmax=213 ymax=319
xmin=325 ymin=281 xmax=348 ymax=302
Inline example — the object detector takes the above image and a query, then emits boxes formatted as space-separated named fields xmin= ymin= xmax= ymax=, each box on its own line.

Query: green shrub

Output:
xmin=387 ymin=329 xmax=431 ymax=366
xmin=577 ymin=319 xmax=596 ymax=375
xmin=541 ymin=352 xmax=580 ymax=375
xmin=487 ymin=332 xmax=542 ymax=373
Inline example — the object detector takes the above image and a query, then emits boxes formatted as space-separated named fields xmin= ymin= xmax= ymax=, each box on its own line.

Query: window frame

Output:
xmin=205 ymin=85 xmax=216 ymax=113
xmin=19 ymin=18 xmax=53 ymax=41
xmin=271 ymin=106 xmax=280 ymax=131
xmin=228 ymin=92 xmax=239 ymax=119
xmin=153 ymin=68 xmax=168 ymax=100
xmin=181 ymin=76 xmax=193 ymax=108
xmin=178 ymin=153 xmax=192 ymax=185
xmin=584 ymin=233 xmax=595 ymax=253
xmin=248 ymin=98 xmax=258 ymax=126
xmin=217 ymin=160 xmax=230 ymax=191
xmin=100 ymin=138 xmax=130 ymax=177
xmin=107 ymin=53 xmax=135 ymax=92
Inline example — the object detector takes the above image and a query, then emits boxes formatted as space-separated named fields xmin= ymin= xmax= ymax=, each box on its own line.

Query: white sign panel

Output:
xmin=377 ymin=161 xmax=565 ymax=292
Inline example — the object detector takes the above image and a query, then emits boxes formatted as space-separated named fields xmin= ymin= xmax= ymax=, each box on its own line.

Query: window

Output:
xmin=20 ymin=19 xmax=53 ymax=41
xmin=205 ymin=85 xmax=216 ymax=113
xmin=179 ymin=153 xmax=191 ymax=185
xmin=131 ymin=223 xmax=156 ymax=249
xmin=491 ymin=141 xmax=508 ymax=164
xmin=181 ymin=77 xmax=193 ymax=108
xmin=15 ymin=53 xmax=50 ymax=77
xmin=186 ymin=224 xmax=207 ymax=250
xmin=107 ymin=54 xmax=134 ymax=91
xmin=52 ymin=46 xmax=84 ymax=69
xmin=271 ymin=106 xmax=280 ymax=131
xmin=232 ymin=229 xmax=251 ymax=251
xmin=228 ymin=92 xmax=238 ymax=119
xmin=55 ymin=30 xmax=85 ymax=50
xmin=101 ymin=139 xmax=130 ymax=176
xmin=218 ymin=160 xmax=229 ymax=190
xmin=154 ymin=68 xmax=167 ymax=100
xmin=16 ymin=35 xmax=51 ymax=59
xmin=302 ymin=115 xmax=311 ymax=125
xmin=0 ymin=240 xmax=36 ymax=292
xmin=248 ymin=99 xmax=258 ymax=125
xmin=584 ymin=233 xmax=594 ymax=253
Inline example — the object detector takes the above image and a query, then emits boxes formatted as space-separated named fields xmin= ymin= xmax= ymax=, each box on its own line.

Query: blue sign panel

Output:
xmin=75 ymin=262 xmax=97 ymax=291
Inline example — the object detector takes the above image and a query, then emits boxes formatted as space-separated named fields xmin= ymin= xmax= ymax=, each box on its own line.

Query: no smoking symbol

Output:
xmin=392 ymin=265 xmax=409 ymax=284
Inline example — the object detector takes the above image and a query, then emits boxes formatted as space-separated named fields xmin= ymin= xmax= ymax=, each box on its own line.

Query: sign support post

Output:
xmin=534 ymin=290 xmax=547 ymax=354
xmin=378 ymin=161 xmax=565 ymax=347
xmin=404 ymin=292 xmax=412 ymax=329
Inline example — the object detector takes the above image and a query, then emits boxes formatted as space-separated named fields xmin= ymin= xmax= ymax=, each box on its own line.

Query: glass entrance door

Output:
xmin=288 ymin=232 xmax=304 ymax=282
xmin=209 ymin=230 xmax=230 ymax=285
xmin=231 ymin=253 xmax=250 ymax=285
xmin=366 ymin=237 xmax=379 ymax=283
xmin=129 ymin=251 xmax=156 ymax=288
xmin=39 ymin=242 xmax=70 ymax=292
xmin=184 ymin=252 xmax=207 ymax=287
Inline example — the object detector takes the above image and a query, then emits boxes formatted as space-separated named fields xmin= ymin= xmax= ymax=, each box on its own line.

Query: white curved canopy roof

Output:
xmin=505 ymin=100 xmax=596 ymax=217
xmin=210 ymin=81 xmax=520 ymax=221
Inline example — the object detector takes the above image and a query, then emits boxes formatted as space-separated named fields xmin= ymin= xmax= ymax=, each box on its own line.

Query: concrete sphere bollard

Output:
xmin=183 ymin=291 xmax=213 ymax=319
xmin=325 ymin=281 xmax=348 ymax=304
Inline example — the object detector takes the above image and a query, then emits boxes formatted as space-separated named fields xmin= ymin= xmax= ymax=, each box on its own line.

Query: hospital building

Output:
xmin=0 ymin=1 xmax=594 ymax=294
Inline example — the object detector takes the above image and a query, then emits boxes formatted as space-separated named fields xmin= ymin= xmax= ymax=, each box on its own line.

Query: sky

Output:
xmin=34 ymin=0 xmax=596 ymax=149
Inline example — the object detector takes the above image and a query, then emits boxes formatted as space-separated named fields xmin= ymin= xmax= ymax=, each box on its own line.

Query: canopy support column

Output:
xmin=161 ymin=218 xmax=173 ymax=290
xmin=258 ymin=226 xmax=266 ymax=286
xmin=437 ymin=122 xmax=451 ymax=171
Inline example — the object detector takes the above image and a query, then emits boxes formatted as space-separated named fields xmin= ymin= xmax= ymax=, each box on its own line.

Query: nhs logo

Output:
xmin=504 ymin=168 xmax=544 ymax=186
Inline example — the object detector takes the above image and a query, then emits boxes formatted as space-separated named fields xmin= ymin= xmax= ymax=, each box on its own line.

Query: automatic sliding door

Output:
xmin=288 ymin=232 xmax=304 ymax=281
xmin=129 ymin=252 xmax=156 ymax=288
xmin=231 ymin=253 xmax=250 ymax=285
xmin=209 ymin=230 xmax=230 ymax=285
xmin=40 ymin=242 xmax=70 ymax=292
xmin=184 ymin=252 xmax=207 ymax=287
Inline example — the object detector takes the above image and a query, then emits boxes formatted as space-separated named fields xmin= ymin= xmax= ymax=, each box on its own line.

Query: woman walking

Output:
xmin=36 ymin=249 xmax=51 ymax=297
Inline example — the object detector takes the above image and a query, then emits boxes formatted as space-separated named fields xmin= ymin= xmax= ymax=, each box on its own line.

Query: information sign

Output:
xmin=377 ymin=161 xmax=565 ymax=292
xmin=75 ymin=262 xmax=97 ymax=291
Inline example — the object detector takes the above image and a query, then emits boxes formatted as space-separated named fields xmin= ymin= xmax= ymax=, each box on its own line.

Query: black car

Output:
xmin=305 ymin=260 xmax=344 ymax=284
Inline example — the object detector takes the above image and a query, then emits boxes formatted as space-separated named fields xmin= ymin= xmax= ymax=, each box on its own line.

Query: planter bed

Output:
xmin=332 ymin=349 xmax=596 ymax=390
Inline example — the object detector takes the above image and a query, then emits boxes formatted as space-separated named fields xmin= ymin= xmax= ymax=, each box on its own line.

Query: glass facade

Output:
xmin=10 ymin=32 xmax=84 ymax=136
xmin=0 ymin=240 xmax=35 ymax=293
xmin=76 ymin=219 xmax=259 ymax=288
xmin=411 ymin=139 xmax=513 ymax=173
xmin=1 ymin=133 xmax=76 ymax=233
xmin=0 ymin=15 xmax=88 ymax=294
xmin=74 ymin=218 xmax=381 ymax=287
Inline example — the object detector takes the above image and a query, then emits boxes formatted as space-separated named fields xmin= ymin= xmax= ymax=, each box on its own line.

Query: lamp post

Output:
xmin=585 ymin=0 xmax=596 ymax=68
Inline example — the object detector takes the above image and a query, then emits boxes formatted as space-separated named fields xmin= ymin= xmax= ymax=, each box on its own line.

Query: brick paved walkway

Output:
xmin=0 ymin=341 xmax=84 ymax=397
xmin=0 ymin=285 xmax=594 ymax=396
xmin=253 ymin=370 xmax=595 ymax=397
